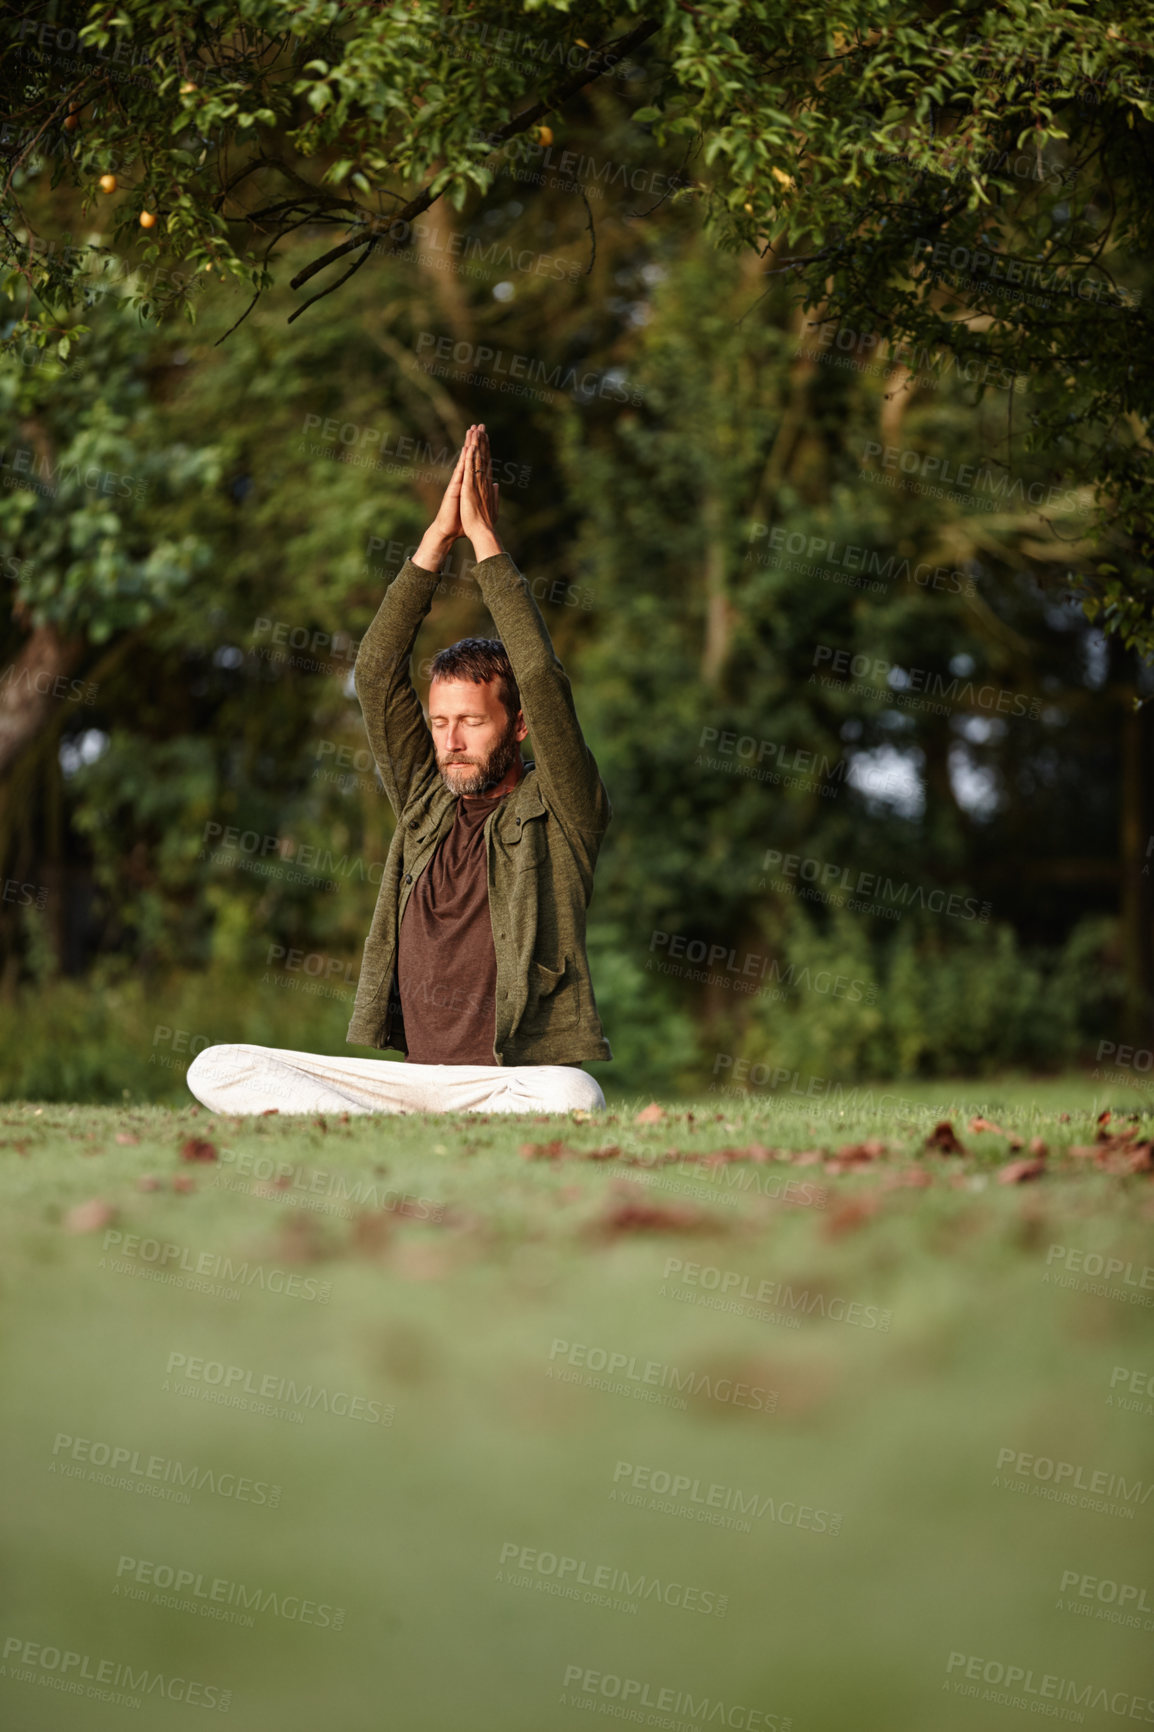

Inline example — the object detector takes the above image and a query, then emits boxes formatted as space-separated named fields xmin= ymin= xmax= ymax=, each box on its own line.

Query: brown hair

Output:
xmin=429 ymin=638 xmax=521 ymax=724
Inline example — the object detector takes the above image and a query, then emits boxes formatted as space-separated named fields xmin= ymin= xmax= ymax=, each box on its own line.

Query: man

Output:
xmin=187 ymin=424 xmax=612 ymax=1115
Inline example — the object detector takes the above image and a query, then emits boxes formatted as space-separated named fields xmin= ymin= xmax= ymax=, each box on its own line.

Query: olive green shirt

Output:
xmin=345 ymin=550 xmax=613 ymax=1066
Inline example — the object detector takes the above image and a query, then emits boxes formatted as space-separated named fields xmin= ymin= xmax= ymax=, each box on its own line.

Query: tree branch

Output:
xmin=288 ymin=15 xmax=661 ymax=298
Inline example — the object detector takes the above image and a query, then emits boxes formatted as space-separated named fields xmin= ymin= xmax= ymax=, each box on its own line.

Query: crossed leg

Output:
xmin=186 ymin=1043 xmax=606 ymax=1116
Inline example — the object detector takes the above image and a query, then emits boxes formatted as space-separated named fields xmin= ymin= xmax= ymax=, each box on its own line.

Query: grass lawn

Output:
xmin=0 ymin=1070 xmax=1152 ymax=1732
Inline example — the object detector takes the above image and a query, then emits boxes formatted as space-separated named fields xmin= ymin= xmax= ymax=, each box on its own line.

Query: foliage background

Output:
xmin=2 ymin=0 xmax=1152 ymax=1101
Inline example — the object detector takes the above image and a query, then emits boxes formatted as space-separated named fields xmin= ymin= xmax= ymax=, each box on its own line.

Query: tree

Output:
xmin=4 ymin=2 xmax=1154 ymax=650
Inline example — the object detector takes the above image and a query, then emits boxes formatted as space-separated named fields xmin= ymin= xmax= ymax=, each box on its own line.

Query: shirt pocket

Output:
xmin=512 ymin=810 xmax=548 ymax=870
xmin=525 ymin=957 xmax=580 ymax=1029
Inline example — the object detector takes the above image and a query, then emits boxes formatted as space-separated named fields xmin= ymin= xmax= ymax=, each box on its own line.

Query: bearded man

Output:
xmin=187 ymin=423 xmax=612 ymax=1116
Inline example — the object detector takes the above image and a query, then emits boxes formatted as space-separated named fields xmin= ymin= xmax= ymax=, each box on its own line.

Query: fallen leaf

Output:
xmin=518 ymin=1139 xmax=570 ymax=1161
xmin=998 ymin=1157 xmax=1047 ymax=1184
xmin=635 ymin=1103 xmax=665 ymax=1125
xmin=351 ymin=1212 xmax=393 ymax=1257
xmin=588 ymin=1184 xmax=727 ymax=1239
xmin=822 ymin=1197 xmax=878 ymax=1237
xmin=115 ymin=1132 xmax=141 ymax=1146
xmin=968 ymin=1115 xmax=1023 ymax=1149
xmin=1028 ymin=1137 xmax=1048 ymax=1157
xmin=260 ymin=1108 xmax=279 ymax=1117
xmin=834 ymin=1139 xmax=887 ymax=1162
xmin=64 ymin=1198 xmax=115 ymax=1232
xmin=884 ymin=1167 xmax=932 ymax=1189
xmin=584 ymin=1144 xmax=622 ymax=1161
xmin=171 ymin=1174 xmax=196 ymax=1193
xmin=1097 ymin=1109 xmax=1111 ymax=1124
xmin=179 ymin=1137 xmax=218 ymax=1163
xmin=925 ymin=1122 xmax=966 ymax=1155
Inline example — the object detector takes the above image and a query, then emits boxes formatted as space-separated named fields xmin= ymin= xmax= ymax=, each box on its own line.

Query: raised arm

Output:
xmin=353 ymin=442 xmax=469 ymax=815
xmin=460 ymin=426 xmax=610 ymax=839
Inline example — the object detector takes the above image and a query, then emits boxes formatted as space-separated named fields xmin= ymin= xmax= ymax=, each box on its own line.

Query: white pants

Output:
xmin=185 ymin=1043 xmax=606 ymax=1116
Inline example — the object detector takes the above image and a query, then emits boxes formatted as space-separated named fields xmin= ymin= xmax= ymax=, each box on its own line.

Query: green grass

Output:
xmin=1 ymin=1075 xmax=1152 ymax=1732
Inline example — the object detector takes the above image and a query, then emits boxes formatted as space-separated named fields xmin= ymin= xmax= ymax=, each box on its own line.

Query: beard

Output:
xmin=437 ymin=714 xmax=521 ymax=796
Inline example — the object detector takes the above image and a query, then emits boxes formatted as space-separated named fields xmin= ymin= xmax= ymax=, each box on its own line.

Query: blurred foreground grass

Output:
xmin=1 ymin=1079 xmax=1152 ymax=1732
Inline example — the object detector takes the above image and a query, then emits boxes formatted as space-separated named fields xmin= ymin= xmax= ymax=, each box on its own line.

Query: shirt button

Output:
xmin=404 ymin=873 xmax=412 ymax=884
xmin=408 ymin=820 xmax=418 ymax=830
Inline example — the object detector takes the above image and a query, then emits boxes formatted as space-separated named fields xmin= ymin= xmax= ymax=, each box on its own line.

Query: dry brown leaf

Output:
xmin=998 ymin=1157 xmax=1047 ymax=1184
xmin=925 ymin=1122 xmax=966 ymax=1155
xmin=518 ymin=1139 xmax=570 ymax=1161
xmin=64 ymin=1198 xmax=115 ymax=1233
xmin=588 ymin=1184 xmax=727 ymax=1239
xmin=821 ymin=1197 xmax=878 ymax=1237
xmin=115 ymin=1132 xmax=140 ymax=1146
xmin=635 ymin=1102 xmax=666 ymax=1125
xmin=179 ymin=1137 xmax=218 ymax=1163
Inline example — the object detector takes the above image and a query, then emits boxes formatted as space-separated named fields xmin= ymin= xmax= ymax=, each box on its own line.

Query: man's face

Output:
xmin=428 ymin=676 xmax=527 ymax=796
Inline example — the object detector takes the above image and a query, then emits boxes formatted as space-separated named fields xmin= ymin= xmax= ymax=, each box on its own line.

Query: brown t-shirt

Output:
xmin=396 ymin=792 xmax=502 ymax=1064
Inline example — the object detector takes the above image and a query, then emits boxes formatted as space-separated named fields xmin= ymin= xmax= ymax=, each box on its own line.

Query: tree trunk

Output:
xmin=0 ymin=623 xmax=87 ymax=779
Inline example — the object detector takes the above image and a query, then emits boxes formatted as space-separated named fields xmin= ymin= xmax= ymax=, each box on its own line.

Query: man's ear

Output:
xmin=514 ymin=708 xmax=528 ymax=743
